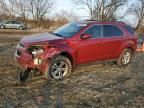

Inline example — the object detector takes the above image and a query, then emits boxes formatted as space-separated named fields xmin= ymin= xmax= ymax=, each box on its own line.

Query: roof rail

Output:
xmin=85 ymin=19 xmax=99 ymax=21
xmin=111 ymin=21 xmax=126 ymax=24
xmin=84 ymin=19 xmax=126 ymax=24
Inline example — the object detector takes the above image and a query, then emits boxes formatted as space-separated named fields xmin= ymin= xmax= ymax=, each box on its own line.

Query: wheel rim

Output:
xmin=20 ymin=27 xmax=23 ymax=30
xmin=50 ymin=61 xmax=68 ymax=79
xmin=1 ymin=26 xmax=4 ymax=29
xmin=122 ymin=52 xmax=131 ymax=65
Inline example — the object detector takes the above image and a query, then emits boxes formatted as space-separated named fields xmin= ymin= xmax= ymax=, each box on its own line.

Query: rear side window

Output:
xmin=84 ymin=25 xmax=101 ymax=38
xmin=103 ymin=25 xmax=124 ymax=37
xmin=125 ymin=26 xmax=135 ymax=36
xmin=15 ymin=21 xmax=21 ymax=24
xmin=12 ymin=21 xmax=15 ymax=24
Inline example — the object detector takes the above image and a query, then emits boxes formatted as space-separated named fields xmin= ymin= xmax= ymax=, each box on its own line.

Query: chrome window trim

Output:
xmin=80 ymin=24 xmax=125 ymax=39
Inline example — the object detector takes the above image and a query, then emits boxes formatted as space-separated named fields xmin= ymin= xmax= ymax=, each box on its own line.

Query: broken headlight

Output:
xmin=28 ymin=45 xmax=44 ymax=56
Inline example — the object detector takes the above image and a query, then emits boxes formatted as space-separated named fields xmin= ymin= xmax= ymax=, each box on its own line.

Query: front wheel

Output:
xmin=44 ymin=55 xmax=72 ymax=80
xmin=117 ymin=49 xmax=133 ymax=66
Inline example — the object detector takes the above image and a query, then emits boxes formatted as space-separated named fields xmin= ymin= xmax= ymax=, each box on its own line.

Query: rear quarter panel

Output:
xmin=118 ymin=33 xmax=137 ymax=57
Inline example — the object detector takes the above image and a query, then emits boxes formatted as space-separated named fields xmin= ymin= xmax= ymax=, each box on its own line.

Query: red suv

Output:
xmin=15 ymin=21 xmax=137 ymax=83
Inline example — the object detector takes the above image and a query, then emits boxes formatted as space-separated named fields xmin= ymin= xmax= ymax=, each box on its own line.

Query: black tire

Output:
xmin=117 ymin=49 xmax=133 ymax=66
xmin=44 ymin=55 xmax=72 ymax=80
xmin=0 ymin=25 xmax=5 ymax=29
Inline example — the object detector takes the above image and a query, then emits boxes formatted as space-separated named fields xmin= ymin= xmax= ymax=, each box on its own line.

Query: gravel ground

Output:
xmin=0 ymin=34 xmax=144 ymax=108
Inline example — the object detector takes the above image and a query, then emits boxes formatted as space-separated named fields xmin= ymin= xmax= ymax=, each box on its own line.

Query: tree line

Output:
xmin=0 ymin=0 xmax=144 ymax=34
xmin=73 ymin=0 xmax=144 ymax=34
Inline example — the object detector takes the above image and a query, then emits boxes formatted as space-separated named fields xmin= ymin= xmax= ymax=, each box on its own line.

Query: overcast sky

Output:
xmin=56 ymin=0 xmax=74 ymax=11
xmin=54 ymin=0 xmax=89 ymax=19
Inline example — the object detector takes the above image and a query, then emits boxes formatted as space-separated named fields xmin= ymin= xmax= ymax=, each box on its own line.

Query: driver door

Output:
xmin=78 ymin=25 xmax=104 ymax=64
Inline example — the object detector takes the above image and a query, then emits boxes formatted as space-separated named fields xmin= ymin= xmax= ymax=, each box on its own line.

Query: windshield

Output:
xmin=53 ymin=22 xmax=87 ymax=38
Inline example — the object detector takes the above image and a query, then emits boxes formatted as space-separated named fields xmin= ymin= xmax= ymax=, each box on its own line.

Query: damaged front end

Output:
xmin=28 ymin=45 xmax=45 ymax=65
xmin=15 ymin=43 xmax=60 ymax=83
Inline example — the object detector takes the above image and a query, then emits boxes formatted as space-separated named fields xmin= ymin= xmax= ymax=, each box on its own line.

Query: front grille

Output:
xmin=16 ymin=50 xmax=21 ymax=56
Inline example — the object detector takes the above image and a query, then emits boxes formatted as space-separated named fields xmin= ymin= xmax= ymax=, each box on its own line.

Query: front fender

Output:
xmin=40 ymin=44 xmax=77 ymax=65
xmin=40 ymin=47 xmax=61 ymax=59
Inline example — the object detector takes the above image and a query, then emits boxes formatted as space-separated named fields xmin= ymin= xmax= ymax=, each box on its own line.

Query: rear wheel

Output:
xmin=19 ymin=26 xmax=23 ymax=30
xmin=0 ymin=25 xmax=5 ymax=29
xmin=117 ymin=49 xmax=133 ymax=66
xmin=44 ymin=55 xmax=72 ymax=80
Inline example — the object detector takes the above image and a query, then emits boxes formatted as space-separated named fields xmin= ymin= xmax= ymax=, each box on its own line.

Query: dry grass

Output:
xmin=0 ymin=29 xmax=51 ymax=35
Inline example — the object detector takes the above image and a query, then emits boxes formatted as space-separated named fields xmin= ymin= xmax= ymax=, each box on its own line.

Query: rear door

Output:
xmin=13 ymin=21 xmax=21 ymax=28
xmin=78 ymin=25 xmax=104 ymax=64
xmin=102 ymin=25 xmax=124 ymax=59
xmin=5 ymin=21 xmax=13 ymax=28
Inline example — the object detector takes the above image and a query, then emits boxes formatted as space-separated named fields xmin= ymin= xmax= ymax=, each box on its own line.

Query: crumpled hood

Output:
xmin=21 ymin=32 xmax=64 ymax=45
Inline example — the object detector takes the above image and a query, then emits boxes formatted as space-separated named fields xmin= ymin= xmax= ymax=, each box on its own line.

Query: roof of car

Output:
xmin=76 ymin=20 xmax=126 ymax=26
xmin=6 ymin=20 xmax=21 ymax=22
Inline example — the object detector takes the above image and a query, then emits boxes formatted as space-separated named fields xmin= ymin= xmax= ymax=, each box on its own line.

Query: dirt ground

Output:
xmin=0 ymin=32 xmax=144 ymax=108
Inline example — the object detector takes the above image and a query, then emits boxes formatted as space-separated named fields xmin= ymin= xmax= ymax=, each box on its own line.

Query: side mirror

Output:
xmin=80 ymin=34 xmax=92 ymax=39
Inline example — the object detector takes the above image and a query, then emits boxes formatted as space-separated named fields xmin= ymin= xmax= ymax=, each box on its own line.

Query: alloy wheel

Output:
xmin=122 ymin=51 xmax=131 ymax=65
xmin=50 ymin=60 xmax=68 ymax=79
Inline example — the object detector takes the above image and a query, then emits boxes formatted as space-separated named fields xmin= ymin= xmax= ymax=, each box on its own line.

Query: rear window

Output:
xmin=125 ymin=26 xmax=135 ymax=36
xmin=103 ymin=25 xmax=124 ymax=37
xmin=15 ymin=21 xmax=21 ymax=24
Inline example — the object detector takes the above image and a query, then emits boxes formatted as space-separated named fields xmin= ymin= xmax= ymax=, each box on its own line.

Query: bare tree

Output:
xmin=27 ymin=0 xmax=54 ymax=20
xmin=53 ymin=10 xmax=79 ymax=27
xmin=54 ymin=10 xmax=79 ymax=21
xmin=0 ymin=0 xmax=15 ymax=19
xmin=8 ymin=0 xmax=16 ymax=18
xmin=26 ymin=0 xmax=55 ymax=29
xmin=74 ymin=0 xmax=128 ymax=21
xmin=13 ymin=0 xmax=29 ymax=20
xmin=130 ymin=0 xmax=144 ymax=33
xmin=0 ymin=0 xmax=8 ymax=19
xmin=74 ymin=0 xmax=95 ymax=19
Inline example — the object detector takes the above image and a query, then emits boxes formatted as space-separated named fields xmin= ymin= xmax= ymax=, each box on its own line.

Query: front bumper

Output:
xmin=15 ymin=45 xmax=49 ymax=73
